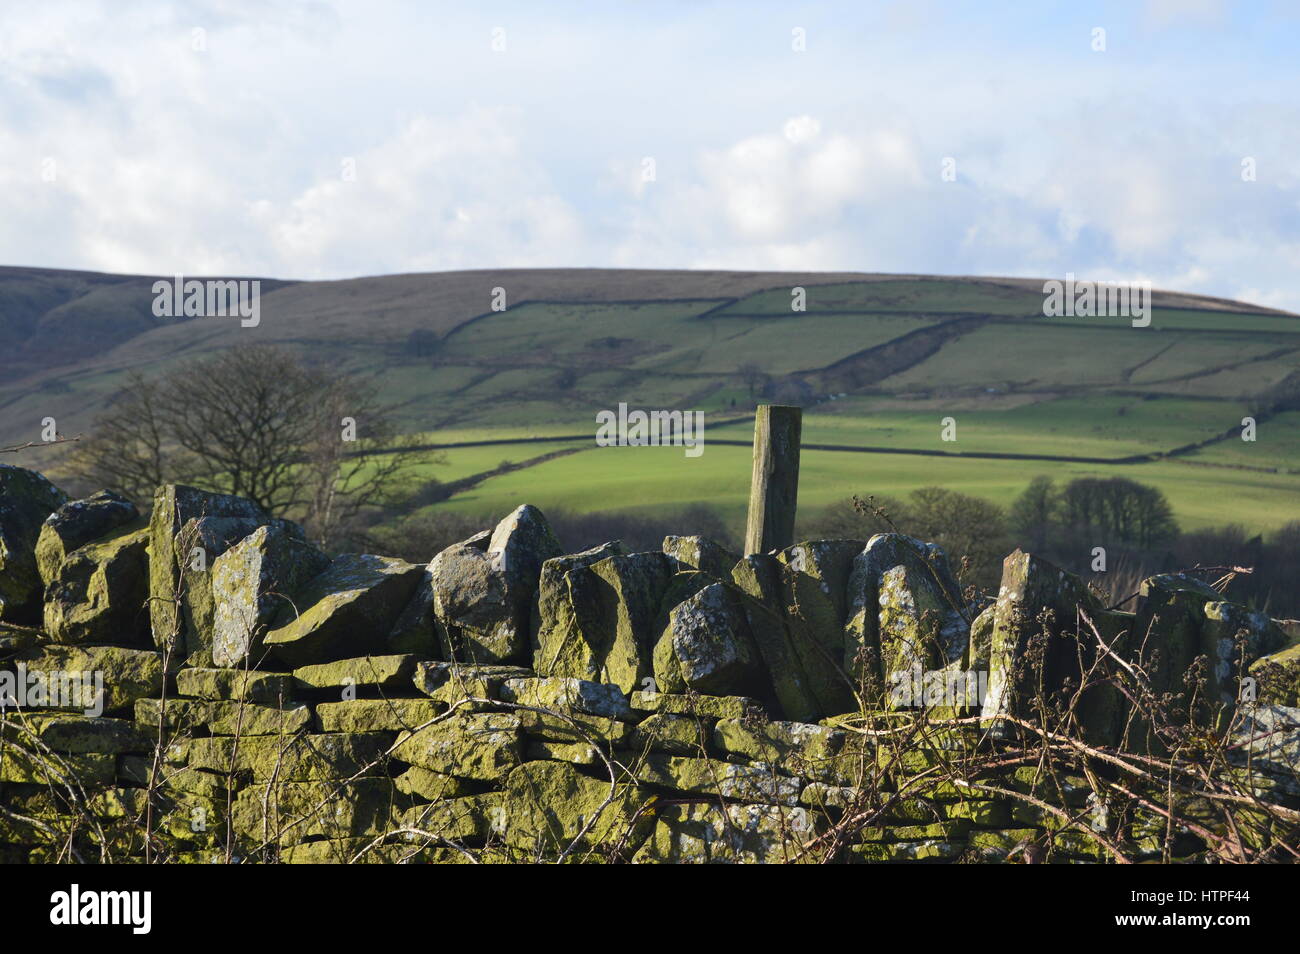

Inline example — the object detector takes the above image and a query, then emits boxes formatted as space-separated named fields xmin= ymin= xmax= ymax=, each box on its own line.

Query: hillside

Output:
xmin=3 ymin=265 xmax=1298 ymax=534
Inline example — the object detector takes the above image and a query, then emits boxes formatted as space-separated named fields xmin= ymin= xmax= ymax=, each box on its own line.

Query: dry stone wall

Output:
xmin=1 ymin=462 xmax=1297 ymax=863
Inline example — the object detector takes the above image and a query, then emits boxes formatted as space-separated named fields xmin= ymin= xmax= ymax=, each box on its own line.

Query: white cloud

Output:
xmin=262 ymin=110 xmax=584 ymax=276
xmin=1144 ymin=0 xmax=1226 ymax=26
xmin=0 ymin=1 xmax=1297 ymax=311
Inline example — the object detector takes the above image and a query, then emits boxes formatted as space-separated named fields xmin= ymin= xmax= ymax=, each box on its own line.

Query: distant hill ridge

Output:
xmin=0 ymin=264 xmax=1294 ymax=451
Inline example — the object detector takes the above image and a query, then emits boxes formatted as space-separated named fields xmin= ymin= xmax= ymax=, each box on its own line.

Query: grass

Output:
xmin=713 ymin=279 xmax=1045 ymax=316
xmin=1180 ymin=411 xmax=1300 ymax=472
xmin=422 ymin=439 xmax=1300 ymax=537
xmin=402 ymin=441 xmax=590 ymax=485
xmin=704 ymin=395 xmax=1251 ymax=459
xmin=439 ymin=300 xmax=943 ymax=377
xmin=10 ymin=268 xmax=1294 ymax=542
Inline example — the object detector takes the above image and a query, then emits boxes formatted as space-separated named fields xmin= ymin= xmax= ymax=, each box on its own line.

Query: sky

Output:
xmin=2 ymin=0 xmax=1298 ymax=309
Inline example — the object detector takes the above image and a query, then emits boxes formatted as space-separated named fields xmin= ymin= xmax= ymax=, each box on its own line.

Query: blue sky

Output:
xmin=2 ymin=0 xmax=1298 ymax=308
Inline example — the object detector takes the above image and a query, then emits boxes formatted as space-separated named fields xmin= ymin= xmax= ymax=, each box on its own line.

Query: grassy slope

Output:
xmin=430 ymin=442 xmax=1299 ymax=537
xmin=4 ymin=266 xmax=1297 ymax=536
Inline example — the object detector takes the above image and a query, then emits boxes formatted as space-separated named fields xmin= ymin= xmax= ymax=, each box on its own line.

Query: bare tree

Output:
xmin=1058 ymin=476 xmax=1178 ymax=549
xmin=736 ymin=362 xmax=769 ymax=399
xmin=1009 ymin=475 xmax=1058 ymax=552
xmin=68 ymin=345 xmax=431 ymax=548
xmin=64 ymin=371 xmax=172 ymax=500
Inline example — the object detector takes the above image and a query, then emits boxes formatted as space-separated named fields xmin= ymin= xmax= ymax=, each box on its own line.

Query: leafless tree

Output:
xmin=67 ymin=345 xmax=430 ymax=548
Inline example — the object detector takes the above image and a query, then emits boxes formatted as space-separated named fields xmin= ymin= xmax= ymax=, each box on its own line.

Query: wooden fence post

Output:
xmin=744 ymin=404 xmax=801 ymax=556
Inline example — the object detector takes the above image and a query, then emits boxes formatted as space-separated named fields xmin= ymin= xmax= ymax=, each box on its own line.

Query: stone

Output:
xmin=134 ymin=697 xmax=213 ymax=733
xmin=146 ymin=484 xmax=270 ymax=658
xmin=392 ymin=711 xmax=522 ymax=781
xmin=777 ymin=538 xmax=863 ymax=628
xmin=185 ymin=515 xmax=296 ymax=664
xmin=12 ymin=643 xmax=163 ymax=714
xmin=210 ymin=523 xmax=331 ymax=668
xmin=316 ymin=698 xmax=444 ymax=733
xmin=1226 ymin=704 xmax=1300 ymax=797
xmin=634 ymin=713 xmax=712 ymax=756
xmin=0 ymin=621 xmax=41 ymax=654
xmin=635 ymin=754 xmax=801 ymax=805
xmin=856 ymin=820 xmax=972 ymax=842
xmin=231 ymin=778 xmax=399 ymax=849
xmin=490 ymin=503 xmax=564 ymax=590
xmin=186 ymin=732 xmax=390 ymax=781
xmin=982 ymin=550 xmax=1105 ymax=734
xmin=662 ymin=535 xmax=739 ymax=579
xmin=0 ymin=749 xmax=115 ymax=785
xmin=174 ymin=668 xmax=294 ymax=704
xmin=262 ymin=555 xmax=423 ymax=667
xmin=629 ymin=690 xmax=763 ymax=720
xmin=391 ymin=531 xmax=497 ymax=660
xmin=387 ymin=563 xmax=439 ymax=657
xmin=119 ymin=759 xmax=227 ymax=797
xmin=525 ymin=740 xmax=604 ymax=766
xmin=135 ymin=697 xmax=312 ymax=736
xmin=499 ymin=675 xmax=633 ymax=721
xmin=713 ymin=718 xmax=850 ymax=783
xmin=93 ymin=788 xmax=225 ymax=850
xmin=799 ymin=782 xmax=862 ymax=813
xmin=967 ymin=602 xmax=995 ymax=669
xmin=35 ymin=490 xmax=139 ymax=586
xmin=1252 ymin=642 xmax=1300 ymax=707
xmin=531 ymin=541 xmax=623 ymax=655
xmin=1200 ymin=601 xmax=1287 ymax=706
xmin=293 ymin=654 xmax=423 ymax=691
xmin=2 ymin=713 xmax=151 ymax=754
xmin=398 ymin=793 xmax=502 ymax=843
xmin=207 ymin=702 xmax=312 ymax=737
xmin=397 ymin=764 xmax=480 ymax=805
xmin=735 ymin=550 xmax=855 ymax=719
xmin=534 ymin=551 xmax=670 ymax=693
xmin=1121 ymin=573 xmax=1226 ymax=750
xmin=432 ymin=505 xmax=562 ymax=665
xmin=460 ymin=529 xmax=492 ymax=550
xmin=412 ymin=660 xmax=531 ymax=708
xmin=502 ymin=759 xmax=646 ymax=856
xmin=0 ymin=464 xmax=67 ymax=622
xmin=941 ymin=799 xmax=1012 ymax=826
xmin=968 ymin=828 xmax=1040 ymax=856
xmin=394 ymin=765 xmax=476 ymax=801
xmin=633 ymin=802 xmax=818 ymax=863
xmin=653 ymin=582 xmax=767 ymax=699
xmin=1134 ymin=574 xmax=1221 ymax=689
xmin=844 ymin=534 xmax=968 ymax=707
xmin=516 ymin=709 xmax=634 ymax=747
xmin=780 ymin=540 xmax=873 ymax=722
xmin=429 ymin=544 xmax=516 ymax=662
xmin=42 ymin=525 xmax=149 ymax=645
xmin=733 ymin=586 xmax=823 ymax=723
xmin=731 ymin=554 xmax=828 ymax=722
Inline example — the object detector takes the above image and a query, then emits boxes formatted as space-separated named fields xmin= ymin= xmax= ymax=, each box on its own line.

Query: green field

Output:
xmin=705 ymin=395 xmax=1252 ymax=459
xmin=8 ymin=268 xmax=1296 ymax=538
xmin=421 ymin=439 xmax=1300 ymax=538
xmin=326 ymin=280 xmax=1300 ymax=536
